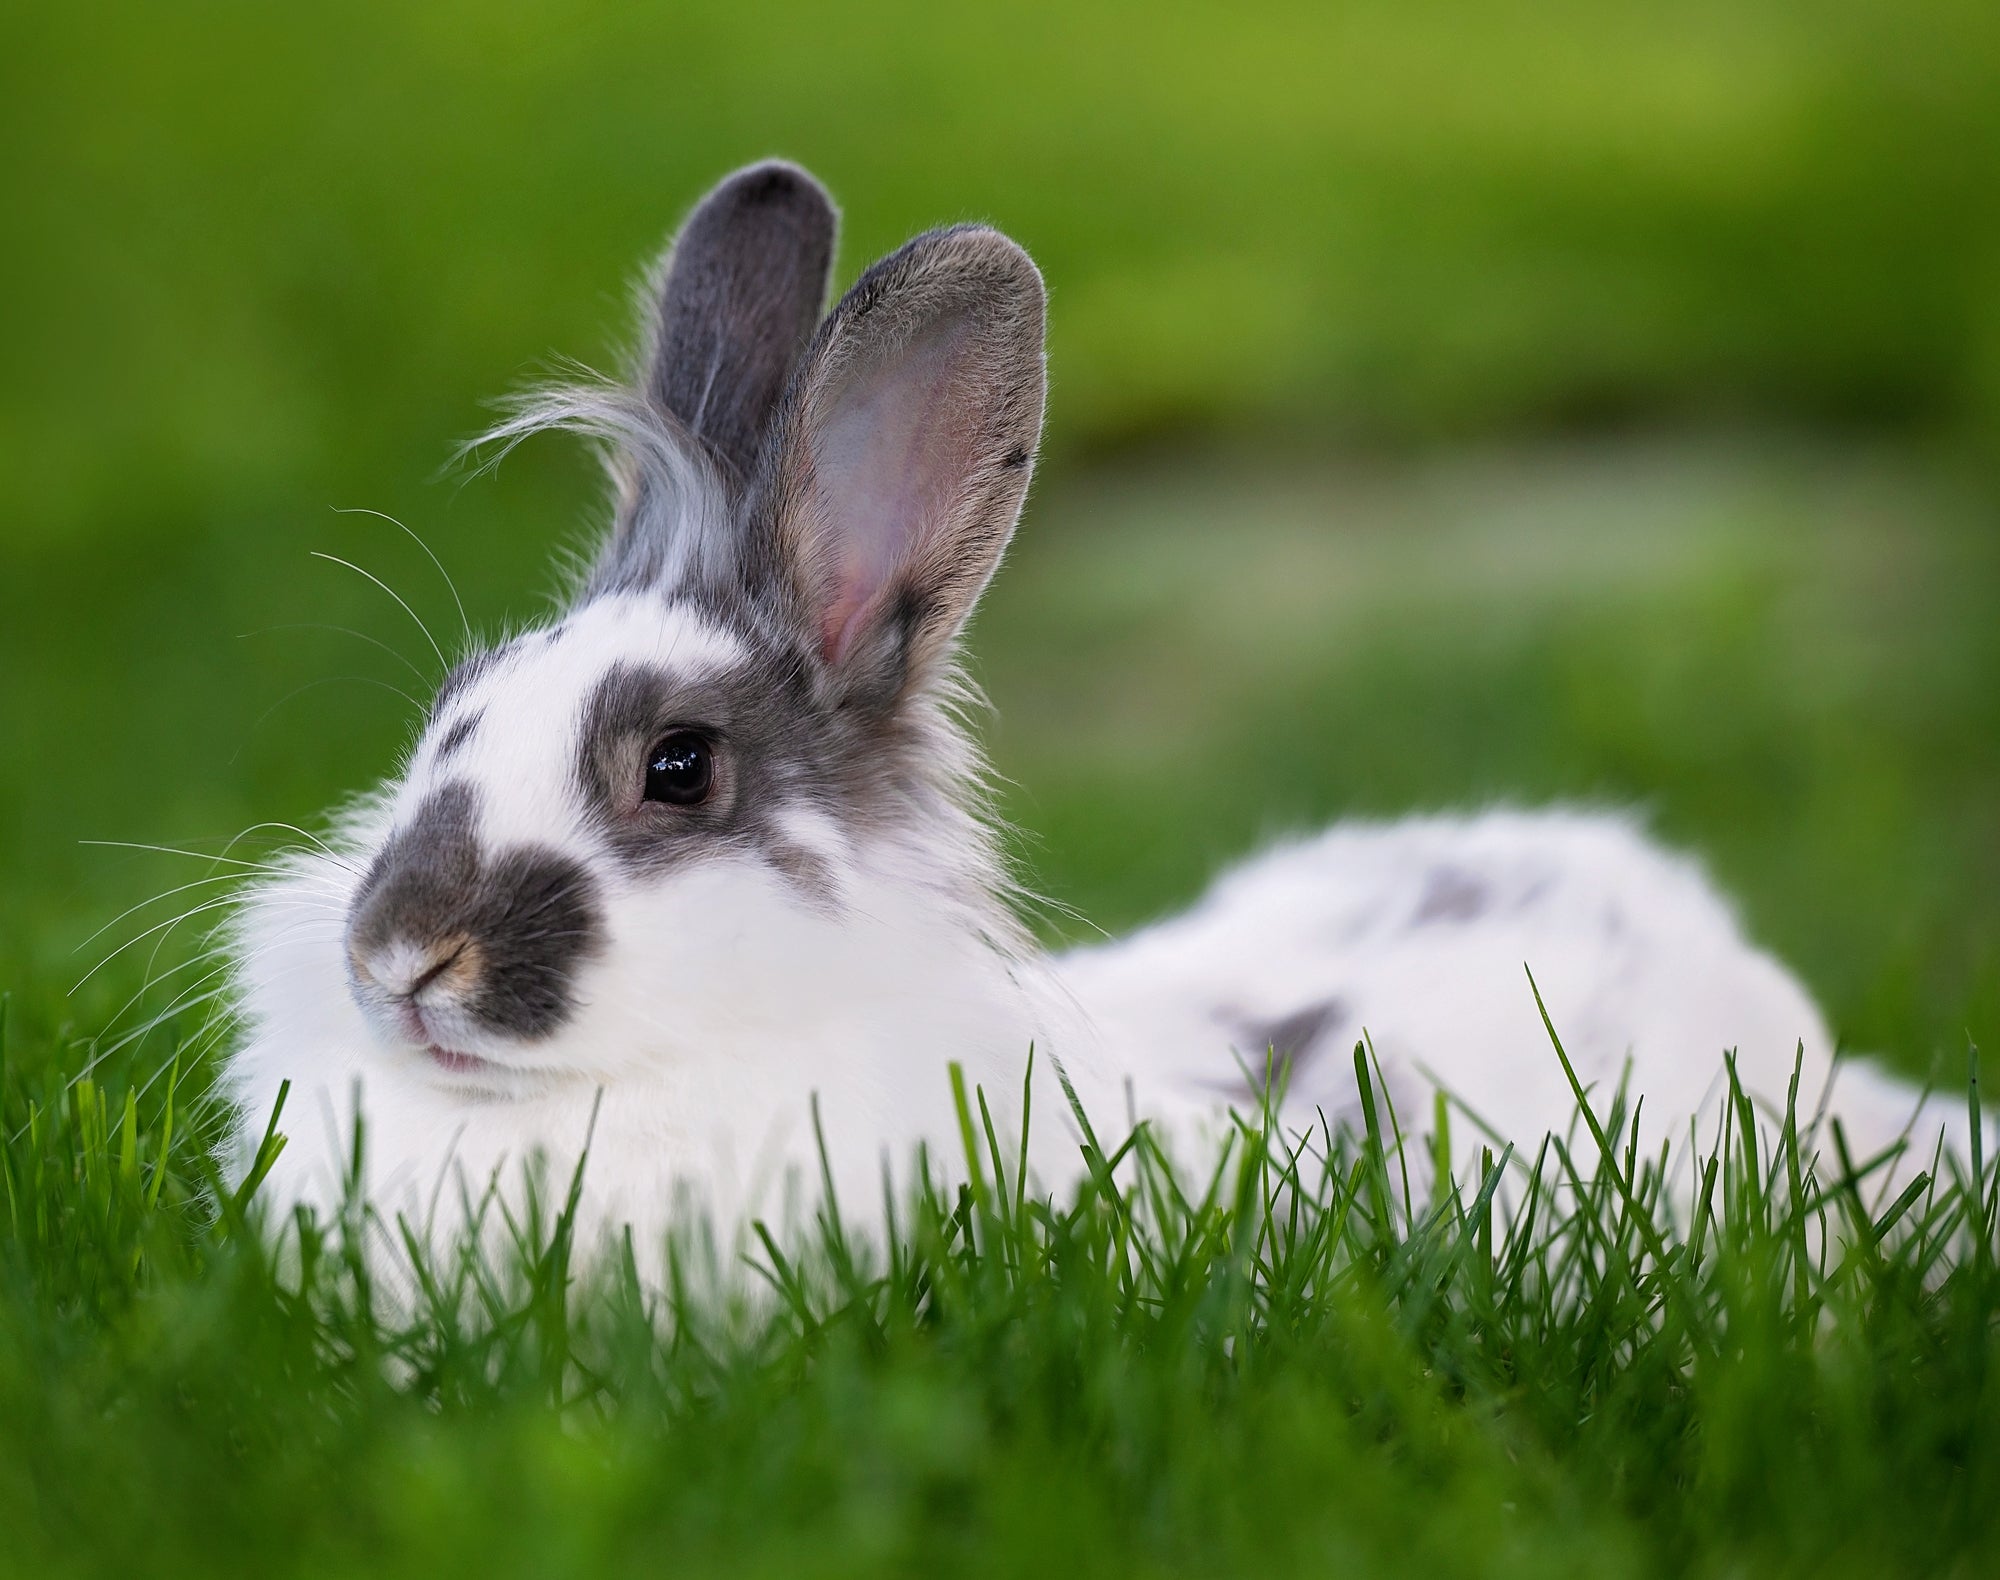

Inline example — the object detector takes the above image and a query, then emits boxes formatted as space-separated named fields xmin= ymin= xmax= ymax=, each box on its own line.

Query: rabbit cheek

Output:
xmin=345 ymin=781 xmax=607 ymax=1048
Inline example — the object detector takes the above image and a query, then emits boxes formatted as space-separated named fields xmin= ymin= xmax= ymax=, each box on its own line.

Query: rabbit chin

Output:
xmin=221 ymin=813 xmax=1107 ymax=1267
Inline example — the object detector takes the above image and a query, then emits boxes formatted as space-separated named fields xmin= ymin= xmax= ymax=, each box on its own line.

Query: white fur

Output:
xmin=1062 ymin=810 xmax=1971 ymax=1193
xmin=230 ymin=838 xmax=1096 ymax=1258
xmin=230 ymin=729 xmax=1964 ymax=1266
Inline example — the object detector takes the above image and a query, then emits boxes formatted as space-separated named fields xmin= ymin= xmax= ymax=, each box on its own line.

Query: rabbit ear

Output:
xmin=569 ymin=162 xmax=837 ymax=599
xmin=758 ymin=224 xmax=1045 ymax=711
xmin=639 ymin=160 xmax=838 ymax=481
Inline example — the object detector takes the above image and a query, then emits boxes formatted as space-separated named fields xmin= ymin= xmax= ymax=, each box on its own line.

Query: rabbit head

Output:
xmin=240 ymin=162 xmax=1050 ymax=1113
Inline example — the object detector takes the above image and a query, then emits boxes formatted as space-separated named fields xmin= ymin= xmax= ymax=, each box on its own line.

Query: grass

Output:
xmin=4 ymin=983 xmax=1997 ymax=1579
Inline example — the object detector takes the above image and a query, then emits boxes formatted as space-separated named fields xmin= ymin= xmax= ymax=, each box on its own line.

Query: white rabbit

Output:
xmin=221 ymin=162 xmax=1966 ymax=1264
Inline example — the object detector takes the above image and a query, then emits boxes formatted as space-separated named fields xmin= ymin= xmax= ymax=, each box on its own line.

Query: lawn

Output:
xmin=4 ymin=3 xmax=2000 ymax=1575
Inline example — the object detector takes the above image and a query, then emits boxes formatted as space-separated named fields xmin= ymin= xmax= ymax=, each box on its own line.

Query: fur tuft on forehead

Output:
xmin=473 ymin=378 xmax=738 ymax=602
xmin=471 ymin=161 xmax=839 ymax=606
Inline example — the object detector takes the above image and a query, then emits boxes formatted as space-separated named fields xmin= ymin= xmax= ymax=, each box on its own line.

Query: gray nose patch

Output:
xmin=347 ymin=781 xmax=606 ymax=1040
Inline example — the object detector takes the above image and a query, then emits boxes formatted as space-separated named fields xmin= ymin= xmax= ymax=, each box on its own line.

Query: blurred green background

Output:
xmin=2 ymin=0 xmax=1996 ymax=1069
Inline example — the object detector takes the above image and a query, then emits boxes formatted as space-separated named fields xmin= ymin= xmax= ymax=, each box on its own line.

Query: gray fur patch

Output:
xmin=1414 ymin=867 xmax=1489 ymax=924
xmin=1208 ymin=998 xmax=1348 ymax=1104
xmin=572 ymin=655 xmax=843 ymax=908
xmin=347 ymin=781 xmax=606 ymax=1040
xmin=433 ymin=710 xmax=481 ymax=763
xmin=431 ymin=650 xmax=499 ymax=716
xmin=643 ymin=162 xmax=836 ymax=482
xmin=1250 ymin=1000 xmax=1345 ymax=1067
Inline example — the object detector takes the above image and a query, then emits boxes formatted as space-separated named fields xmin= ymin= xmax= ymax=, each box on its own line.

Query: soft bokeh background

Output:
xmin=3 ymin=0 xmax=1997 ymax=1070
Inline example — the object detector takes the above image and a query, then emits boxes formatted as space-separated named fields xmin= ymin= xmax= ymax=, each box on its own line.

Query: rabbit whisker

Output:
xmin=332 ymin=505 xmax=472 ymax=645
xmin=237 ymin=677 xmax=424 ymax=760
xmin=80 ymin=839 xmax=288 ymax=872
xmin=238 ymin=621 xmax=434 ymax=689
xmin=70 ymin=894 xmax=261 ymax=997
xmin=72 ymin=872 xmax=249 ymax=956
xmin=308 ymin=550 xmax=448 ymax=671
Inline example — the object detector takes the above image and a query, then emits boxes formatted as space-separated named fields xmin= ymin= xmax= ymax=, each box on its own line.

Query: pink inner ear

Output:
xmin=809 ymin=319 xmax=979 ymax=667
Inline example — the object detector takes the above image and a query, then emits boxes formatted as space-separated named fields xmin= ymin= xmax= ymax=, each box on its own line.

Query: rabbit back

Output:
xmin=1062 ymin=808 xmax=1943 ymax=1176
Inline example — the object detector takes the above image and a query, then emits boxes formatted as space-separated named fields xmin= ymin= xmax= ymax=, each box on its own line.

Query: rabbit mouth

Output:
xmin=396 ymin=1004 xmax=507 ymax=1082
xmin=424 ymin=1043 xmax=495 ymax=1077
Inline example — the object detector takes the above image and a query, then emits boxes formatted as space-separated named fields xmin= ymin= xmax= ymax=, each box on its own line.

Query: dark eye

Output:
xmin=643 ymin=732 xmax=714 ymax=806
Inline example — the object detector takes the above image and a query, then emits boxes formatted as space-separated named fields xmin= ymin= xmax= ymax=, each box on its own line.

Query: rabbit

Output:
xmin=225 ymin=162 xmax=1107 ymax=1259
xmin=221 ymin=161 xmax=1970 ymax=1268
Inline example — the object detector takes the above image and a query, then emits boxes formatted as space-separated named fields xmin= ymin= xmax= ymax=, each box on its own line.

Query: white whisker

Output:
xmin=309 ymin=550 xmax=449 ymax=670
xmin=332 ymin=505 xmax=472 ymax=645
xmin=70 ymin=894 xmax=251 ymax=997
xmin=80 ymin=839 xmax=287 ymax=872
xmin=238 ymin=676 xmax=423 ymax=755
xmin=89 ymin=947 xmax=234 ymax=1044
xmin=72 ymin=872 xmax=246 ymax=956
xmin=238 ymin=621 xmax=434 ymax=688
xmin=228 ymin=821 xmax=364 ymax=876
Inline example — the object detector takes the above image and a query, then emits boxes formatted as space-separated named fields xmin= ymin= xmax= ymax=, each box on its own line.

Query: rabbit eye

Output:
xmin=643 ymin=733 xmax=713 ymax=806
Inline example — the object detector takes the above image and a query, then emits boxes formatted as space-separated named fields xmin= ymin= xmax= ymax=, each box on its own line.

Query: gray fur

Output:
xmin=644 ymin=161 xmax=837 ymax=479
xmin=1208 ymin=999 xmax=1347 ymax=1103
xmin=1249 ymin=1000 xmax=1345 ymax=1068
xmin=585 ymin=162 xmax=836 ymax=598
xmin=347 ymin=782 xmax=606 ymax=1039
xmin=432 ymin=650 xmax=502 ymax=716
xmin=1413 ymin=867 xmax=1489 ymax=924
xmin=433 ymin=710 xmax=481 ymax=763
xmin=570 ymin=650 xmax=957 ymax=908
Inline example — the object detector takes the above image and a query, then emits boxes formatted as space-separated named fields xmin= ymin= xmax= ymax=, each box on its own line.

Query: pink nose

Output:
xmin=352 ymin=935 xmax=475 ymax=1001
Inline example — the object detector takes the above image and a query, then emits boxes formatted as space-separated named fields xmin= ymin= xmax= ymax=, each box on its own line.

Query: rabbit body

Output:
xmin=219 ymin=163 xmax=1953 ymax=1261
xmin=1062 ymin=810 xmax=1899 ymax=1163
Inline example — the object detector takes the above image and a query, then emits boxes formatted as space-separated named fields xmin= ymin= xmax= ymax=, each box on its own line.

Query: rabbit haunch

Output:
xmin=221 ymin=160 xmax=1961 ymax=1259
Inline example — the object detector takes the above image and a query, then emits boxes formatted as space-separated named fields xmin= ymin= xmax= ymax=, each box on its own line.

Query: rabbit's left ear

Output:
xmin=757 ymin=224 xmax=1046 ymax=712
xmin=580 ymin=162 xmax=838 ymax=600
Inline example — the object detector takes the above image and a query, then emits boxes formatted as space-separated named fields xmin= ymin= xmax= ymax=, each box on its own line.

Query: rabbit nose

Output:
xmin=351 ymin=934 xmax=481 ymax=1002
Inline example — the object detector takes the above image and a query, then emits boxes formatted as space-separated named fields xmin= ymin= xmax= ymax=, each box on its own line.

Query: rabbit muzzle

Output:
xmin=343 ymin=781 xmax=607 ymax=1060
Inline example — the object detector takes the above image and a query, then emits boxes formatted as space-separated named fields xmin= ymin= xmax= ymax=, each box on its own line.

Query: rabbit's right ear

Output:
xmin=755 ymin=224 xmax=1046 ymax=714
xmin=638 ymin=160 xmax=838 ymax=482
